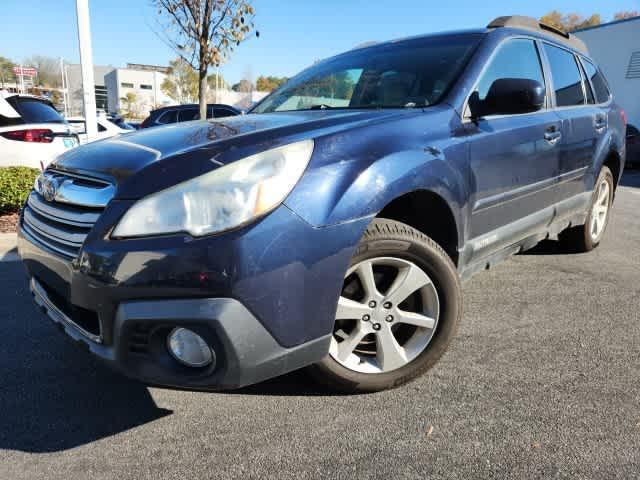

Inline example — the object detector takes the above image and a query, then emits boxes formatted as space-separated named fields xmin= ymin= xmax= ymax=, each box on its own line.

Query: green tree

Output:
xmin=256 ymin=76 xmax=288 ymax=92
xmin=0 ymin=56 xmax=15 ymax=88
xmin=119 ymin=92 xmax=138 ymax=118
xmin=161 ymin=57 xmax=199 ymax=103
xmin=153 ymin=0 xmax=258 ymax=120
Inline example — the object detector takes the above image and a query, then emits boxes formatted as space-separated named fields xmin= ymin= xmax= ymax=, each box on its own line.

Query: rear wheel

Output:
xmin=561 ymin=166 xmax=614 ymax=252
xmin=310 ymin=219 xmax=462 ymax=393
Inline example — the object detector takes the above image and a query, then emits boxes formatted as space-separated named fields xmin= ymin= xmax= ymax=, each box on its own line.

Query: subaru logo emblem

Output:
xmin=36 ymin=174 xmax=60 ymax=202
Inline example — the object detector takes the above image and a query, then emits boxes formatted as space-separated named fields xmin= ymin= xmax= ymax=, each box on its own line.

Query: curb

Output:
xmin=0 ymin=232 xmax=18 ymax=262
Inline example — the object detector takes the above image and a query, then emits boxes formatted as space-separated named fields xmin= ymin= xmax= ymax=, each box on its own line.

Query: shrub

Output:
xmin=0 ymin=167 xmax=39 ymax=215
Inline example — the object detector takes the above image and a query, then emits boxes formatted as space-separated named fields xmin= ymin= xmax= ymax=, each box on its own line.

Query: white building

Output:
xmin=105 ymin=64 xmax=174 ymax=118
xmin=213 ymin=89 xmax=268 ymax=110
xmin=574 ymin=17 xmax=640 ymax=130
xmin=64 ymin=63 xmax=114 ymax=115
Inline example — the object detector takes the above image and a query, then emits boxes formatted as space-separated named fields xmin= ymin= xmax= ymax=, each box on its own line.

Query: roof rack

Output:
xmin=487 ymin=15 xmax=588 ymax=54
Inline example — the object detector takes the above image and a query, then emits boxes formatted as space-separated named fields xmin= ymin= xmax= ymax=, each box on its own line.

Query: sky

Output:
xmin=1 ymin=0 xmax=639 ymax=84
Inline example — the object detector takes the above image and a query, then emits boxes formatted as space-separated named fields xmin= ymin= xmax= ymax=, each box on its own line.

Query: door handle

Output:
xmin=544 ymin=130 xmax=562 ymax=145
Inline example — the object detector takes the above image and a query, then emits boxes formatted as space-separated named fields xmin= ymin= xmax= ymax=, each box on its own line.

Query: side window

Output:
xmin=178 ymin=108 xmax=199 ymax=122
xmin=213 ymin=108 xmax=236 ymax=118
xmin=475 ymin=39 xmax=546 ymax=102
xmin=543 ymin=44 xmax=585 ymax=107
xmin=581 ymin=59 xmax=611 ymax=104
xmin=157 ymin=110 xmax=177 ymax=125
xmin=578 ymin=61 xmax=595 ymax=104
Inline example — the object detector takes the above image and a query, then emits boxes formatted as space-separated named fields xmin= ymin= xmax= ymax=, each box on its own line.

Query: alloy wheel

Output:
xmin=329 ymin=257 xmax=440 ymax=374
xmin=590 ymin=179 xmax=611 ymax=242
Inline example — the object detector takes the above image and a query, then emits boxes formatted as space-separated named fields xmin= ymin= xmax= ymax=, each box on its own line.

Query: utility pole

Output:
xmin=19 ymin=65 xmax=25 ymax=94
xmin=64 ymin=65 xmax=71 ymax=114
xmin=60 ymin=58 xmax=68 ymax=117
xmin=76 ymin=0 xmax=97 ymax=140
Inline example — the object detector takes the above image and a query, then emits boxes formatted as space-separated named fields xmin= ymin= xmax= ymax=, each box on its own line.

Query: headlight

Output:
xmin=112 ymin=139 xmax=314 ymax=238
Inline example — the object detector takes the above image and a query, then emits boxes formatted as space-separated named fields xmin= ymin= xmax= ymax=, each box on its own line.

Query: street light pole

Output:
xmin=75 ymin=0 xmax=97 ymax=140
xmin=60 ymin=58 xmax=68 ymax=117
xmin=19 ymin=65 xmax=25 ymax=94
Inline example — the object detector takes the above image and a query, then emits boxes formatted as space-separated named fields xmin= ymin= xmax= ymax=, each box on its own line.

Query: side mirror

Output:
xmin=469 ymin=78 xmax=545 ymax=119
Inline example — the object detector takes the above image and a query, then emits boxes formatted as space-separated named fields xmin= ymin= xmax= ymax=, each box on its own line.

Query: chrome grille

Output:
xmin=22 ymin=170 xmax=112 ymax=259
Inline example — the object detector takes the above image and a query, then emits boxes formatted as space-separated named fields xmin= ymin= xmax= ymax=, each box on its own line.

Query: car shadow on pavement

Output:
xmin=620 ymin=167 xmax=640 ymax=188
xmin=0 ymin=249 xmax=19 ymax=262
xmin=519 ymin=239 xmax=579 ymax=256
xmin=226 ymin=369 xmax=350 ymax=397
xmin=523 ymin=169 xmax=639 ymax=257
xmin=0 ymin=262 xmax=171 ymax=454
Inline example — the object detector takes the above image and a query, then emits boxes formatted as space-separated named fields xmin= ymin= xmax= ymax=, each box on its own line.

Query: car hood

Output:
xmin=50 ymin=110 xmax=407 ymax=199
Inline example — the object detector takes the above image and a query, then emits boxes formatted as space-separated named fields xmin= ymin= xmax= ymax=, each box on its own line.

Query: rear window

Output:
xmin=8 ymin=97 xmax=64 ymax=124
xmin=543 ymin=44 xmax=585 ymax=107
xmin=581 ymin=59 xmax=611 ymax=104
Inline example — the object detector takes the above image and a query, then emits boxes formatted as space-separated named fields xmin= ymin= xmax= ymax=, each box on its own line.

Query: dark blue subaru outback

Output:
xmin=18 ymin=16 xmax=626 ymax=392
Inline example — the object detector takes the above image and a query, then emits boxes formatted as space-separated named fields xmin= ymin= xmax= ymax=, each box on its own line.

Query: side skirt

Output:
xmin=458 ymin=192 xmax=591 ymax=282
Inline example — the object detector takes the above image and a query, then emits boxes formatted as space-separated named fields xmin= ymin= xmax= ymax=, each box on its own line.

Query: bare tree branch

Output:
xmin=153 ymin=0 xmax=257 ymax=118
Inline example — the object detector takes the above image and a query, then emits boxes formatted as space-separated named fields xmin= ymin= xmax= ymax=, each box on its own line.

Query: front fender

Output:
xmin=284 ymin=128 xmax=469 ymax=248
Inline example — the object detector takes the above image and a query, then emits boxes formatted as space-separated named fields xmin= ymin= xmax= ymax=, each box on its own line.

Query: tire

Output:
xmin=309 ymin=218 xmax=462 ymax=393
xmin=560 ymin=166 xmax=614 ymax=253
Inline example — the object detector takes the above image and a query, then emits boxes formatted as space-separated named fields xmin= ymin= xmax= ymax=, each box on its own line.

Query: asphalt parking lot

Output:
xmin=1 ymin=170 xmax=639 ymax=480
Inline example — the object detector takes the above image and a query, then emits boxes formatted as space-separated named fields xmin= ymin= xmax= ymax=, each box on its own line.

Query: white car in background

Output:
xmin=0 ymin=91 xmax=78 ymax=170
xmin=66 ymin=116 xmax=128 ymax=144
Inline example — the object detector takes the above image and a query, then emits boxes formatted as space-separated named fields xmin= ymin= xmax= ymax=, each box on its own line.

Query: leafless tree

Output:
xmin=153 ymin=0 xmax=258 ymax=120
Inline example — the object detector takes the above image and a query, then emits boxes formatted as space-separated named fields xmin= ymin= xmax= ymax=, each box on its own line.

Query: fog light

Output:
xmin=167 ymin=328 xmax=214 ymax=368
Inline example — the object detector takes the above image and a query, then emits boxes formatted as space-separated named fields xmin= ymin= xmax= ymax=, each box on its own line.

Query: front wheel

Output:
xmin=309 ymin=219 xmax=462 ymax=393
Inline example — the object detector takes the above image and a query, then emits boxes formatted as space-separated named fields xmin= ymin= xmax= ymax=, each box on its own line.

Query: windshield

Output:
xmin=252 ymin=33 xmax=482 ymax=114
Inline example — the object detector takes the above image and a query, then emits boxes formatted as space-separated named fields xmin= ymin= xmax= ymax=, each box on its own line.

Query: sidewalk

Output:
xmin=0 ymin=233 xmax=18 ymax=262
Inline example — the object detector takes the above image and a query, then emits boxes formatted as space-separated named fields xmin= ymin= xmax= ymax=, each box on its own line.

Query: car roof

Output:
xmin=151 ymin=103 xmax=238 ymax=113
xmin=0 ymin=91 xmax=53 ymax=103
xmin=337 ymin=16 xmax=589 ymax=61
xmin=486 ymin=15 xmax=588 ymax=55
xmin=346 ymin=28 xmax=487 ymax=54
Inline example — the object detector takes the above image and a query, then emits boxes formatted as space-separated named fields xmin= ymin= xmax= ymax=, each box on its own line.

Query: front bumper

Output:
xmin=18 ymin=204 xmax=371 ymax=389
xmin=30 ymin=276 xmax=330 ymax=390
